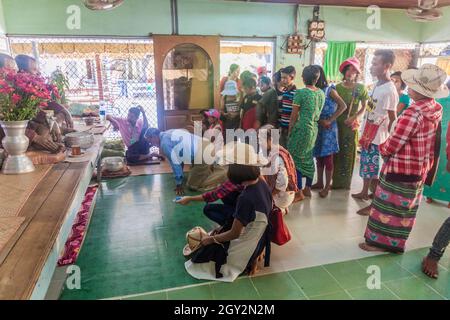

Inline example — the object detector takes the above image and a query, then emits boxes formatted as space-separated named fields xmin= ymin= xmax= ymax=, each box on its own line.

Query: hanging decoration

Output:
xmin=83 ymin=0 xmax=124 ymax=11
xmin=308 ymin=6 xmax=325 ymax=42
xmin=286 ymin=35 xmax=305 ymax=54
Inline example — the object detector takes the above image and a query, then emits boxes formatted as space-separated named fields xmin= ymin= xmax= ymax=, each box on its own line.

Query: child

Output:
xmin=313 ymin=66 xmax=348 ymax=197
xmin=203 ymin=109 xmax=224 ymax=155
xmin=240 ymin=77 xmax=262 ymax=131
xmin=255 ymin=76 xmax=279 ymax=129
xmin=391 ymin=71 xmax=411 ymax=116
xmin=287 ymin=65 xmax=325 ymax=201
xmin=278 ymin=66 xmax=297 ymax=147
xmin=220 ymin=80 xmax=241 ymax=134
xmin=259 ymin=124 xmax=298 ymax=214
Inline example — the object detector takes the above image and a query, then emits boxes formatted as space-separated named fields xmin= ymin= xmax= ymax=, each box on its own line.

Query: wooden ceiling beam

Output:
xmin=224 ymin=0 xmax=450 ymax=10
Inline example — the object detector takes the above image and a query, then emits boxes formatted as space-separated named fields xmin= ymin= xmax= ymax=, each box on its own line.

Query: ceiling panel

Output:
xmin=225 ymin=0 xmax=450 ymax=9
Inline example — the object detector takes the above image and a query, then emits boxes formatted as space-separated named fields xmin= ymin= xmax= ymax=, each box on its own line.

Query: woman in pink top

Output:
xmin=107 ymin=107 xmax=143 ymax=148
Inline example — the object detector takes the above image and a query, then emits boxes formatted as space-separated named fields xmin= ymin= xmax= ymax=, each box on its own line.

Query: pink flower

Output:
xmin=12 ymin=93 xmax=21 ymax=104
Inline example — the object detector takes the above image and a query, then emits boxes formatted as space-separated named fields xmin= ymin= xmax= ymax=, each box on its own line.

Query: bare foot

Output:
xmin=311 ymin=183 xmax=323 ymax=190
xmin=357 ymin=206 xmax=371 ymax=216
xmin=426 ymin=197 xmax=433 ymax=204
xmin=359 ymin=242 xmax=387 ymax=252
xmin=303 ymin=187 xmax=312 ymax=197
xmin=422 ymin=256 xmax=439 ymax=279
xmin=319 ymin=187 xmax=330 ymax=198
xmin=352 ymin=192 xmax=370 ymax=201
xmin=293 ymin=190 xmax=305 ymax=203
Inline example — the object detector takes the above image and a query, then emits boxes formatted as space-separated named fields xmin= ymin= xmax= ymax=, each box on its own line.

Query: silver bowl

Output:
xmin=102 ymin=156 xmax=124 ymax=172
xmin=64 ymin=132 xmax=95 ymax=149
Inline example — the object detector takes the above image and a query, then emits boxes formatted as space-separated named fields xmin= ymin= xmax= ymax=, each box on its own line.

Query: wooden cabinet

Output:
xmin=153 ymin=35 xmax=220 ymax=130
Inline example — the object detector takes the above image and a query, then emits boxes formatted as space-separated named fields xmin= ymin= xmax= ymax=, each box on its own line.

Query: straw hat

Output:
xmin=339 ymin=57 xmax=362 ymax=74
xmin=401 ymin=64 xmax=449 ymax=99
xmin=217 ymin=141 xmax=268 ymax=166
xmin=183 ymin=226 xmax=208 ymax=257
xmin=221 ymin=80 xmax=239 ymax=96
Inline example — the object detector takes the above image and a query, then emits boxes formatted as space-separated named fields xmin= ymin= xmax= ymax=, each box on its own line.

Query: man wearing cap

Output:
xmin=220 ymin=80 xmax=241 ymax=132
xmin=359 ymin=64 xmax=447 ymax=254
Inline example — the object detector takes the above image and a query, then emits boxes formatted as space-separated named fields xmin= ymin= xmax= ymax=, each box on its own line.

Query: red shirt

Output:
xmin=240 ymin=93 xmax=262 ymax=130
xmin=202 ymin=180 xmax=244 ymax=203
xmin=380 ymin=98 xmax=443 ymax=180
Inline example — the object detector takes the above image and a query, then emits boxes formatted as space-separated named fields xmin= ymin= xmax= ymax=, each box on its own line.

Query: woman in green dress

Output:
xmin=332 ymin=57 xmax=369 ymax=190
xmin=287 ymin=65 xmax=325 ymax=201
xmin=424 ymin=81 xmax=450 ymax=207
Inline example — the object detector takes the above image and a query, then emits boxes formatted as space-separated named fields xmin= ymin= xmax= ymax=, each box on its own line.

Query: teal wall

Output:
xmin=420 ymin=7 xmax=450 ymax=42
xmin=2 ymin=0 xmax=172 ymax=36
xmin=321 ymin=6 xmax=422 ymax=43
xmin=0 ymin=0 xmax=6 ymax=35
xmin=1 ymin=0 xmax=448 ymax=86
xmin=1 ymin=0 xmax=431 ymax=42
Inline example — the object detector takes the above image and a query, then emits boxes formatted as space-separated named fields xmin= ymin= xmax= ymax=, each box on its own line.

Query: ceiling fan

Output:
xmin=83 ymin=0 xmax=124 ymax=11
xmin=406 ymin=0 xmax=443 ymax=21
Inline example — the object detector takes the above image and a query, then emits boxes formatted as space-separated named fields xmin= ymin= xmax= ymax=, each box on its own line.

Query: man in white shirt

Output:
xmin=353 ymin=50 xmax=399 ymax=215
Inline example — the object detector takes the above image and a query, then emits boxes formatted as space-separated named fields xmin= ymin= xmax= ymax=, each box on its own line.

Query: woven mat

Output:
xmin=101 ymin=166 xmax=131 ymax=179
xmin=129 ymin=161 xmax=191 ymax=177
xmin=0 ymin=165 xmax=52 ymax=217
xmin=0 ymin=216 xmax=26 ymax=252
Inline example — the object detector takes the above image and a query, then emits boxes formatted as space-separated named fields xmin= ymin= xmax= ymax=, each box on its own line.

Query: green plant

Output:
xmin=50 ymin=69 xmax=69 ymax=105
xmin=0 ymin=68 xmax=53 ymax=122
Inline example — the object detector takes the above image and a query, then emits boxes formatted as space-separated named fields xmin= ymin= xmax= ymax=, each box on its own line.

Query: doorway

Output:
xmin=153 ymin=35 xmax=220 ymax=130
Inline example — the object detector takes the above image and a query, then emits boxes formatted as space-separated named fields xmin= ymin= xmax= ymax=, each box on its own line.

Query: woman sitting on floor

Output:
xmin=259 ymin=124 xmax=298 ymax=214
xmin=185 ymin=142 xmax=272 ymax=282
xmin=125 ymin=106 xmax=164 ymax=165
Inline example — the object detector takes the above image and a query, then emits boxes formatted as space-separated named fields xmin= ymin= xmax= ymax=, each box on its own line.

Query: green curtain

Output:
xmin=323 ymin=41 xmax=356 ymax=82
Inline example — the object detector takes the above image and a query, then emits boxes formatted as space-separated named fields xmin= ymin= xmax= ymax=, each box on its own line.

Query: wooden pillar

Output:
xmin=95 ymin=54 xmax=104 ymax=101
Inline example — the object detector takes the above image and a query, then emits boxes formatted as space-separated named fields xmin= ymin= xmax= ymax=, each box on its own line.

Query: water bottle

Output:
xmin=99 ymin=101 xmax=106 ymax=124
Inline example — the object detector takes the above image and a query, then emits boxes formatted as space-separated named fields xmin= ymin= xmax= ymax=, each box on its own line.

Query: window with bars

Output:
xmin=8 ymin=37 xmax=157 ymax=140
xmin=313 ymin=42 xmax=418 ymax=85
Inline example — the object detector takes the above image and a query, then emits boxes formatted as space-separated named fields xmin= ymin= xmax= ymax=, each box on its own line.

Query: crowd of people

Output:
xmin=15 ymin=47 xmax=446 ymax=283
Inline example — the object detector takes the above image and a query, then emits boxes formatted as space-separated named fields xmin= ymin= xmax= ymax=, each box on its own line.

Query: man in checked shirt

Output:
xmin=176 ymin=180 xmax=244 ymax=227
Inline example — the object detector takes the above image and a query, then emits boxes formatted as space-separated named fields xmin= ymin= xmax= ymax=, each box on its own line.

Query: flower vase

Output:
xmin=0 ymin=120 xmax=35 ymax=174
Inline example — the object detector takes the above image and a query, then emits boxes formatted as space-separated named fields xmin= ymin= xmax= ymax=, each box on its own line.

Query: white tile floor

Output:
xmin=260 ymin=170 xmax=450 ymax=276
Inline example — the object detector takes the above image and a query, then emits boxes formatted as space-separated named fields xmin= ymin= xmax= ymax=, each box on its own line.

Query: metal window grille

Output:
xmin=9 ymin=36 xmax=157 ymax=140
xmin=313 ymin=42 xmax=417 ymax=85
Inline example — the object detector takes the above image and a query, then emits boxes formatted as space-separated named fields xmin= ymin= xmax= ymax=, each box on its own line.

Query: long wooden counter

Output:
xmin=0 ymin=160 xmax=95 ymax=299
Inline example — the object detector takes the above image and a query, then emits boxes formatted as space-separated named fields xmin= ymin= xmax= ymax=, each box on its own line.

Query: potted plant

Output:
xmin=0 ymin=68 xmax=54 ymax=174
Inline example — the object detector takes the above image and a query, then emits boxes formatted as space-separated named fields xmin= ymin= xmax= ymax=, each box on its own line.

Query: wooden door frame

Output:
xmin=153 ymin=35 xmax=220 ymax=130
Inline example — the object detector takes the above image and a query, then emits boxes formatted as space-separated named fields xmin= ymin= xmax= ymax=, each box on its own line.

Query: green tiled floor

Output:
xmin=121 ymin=248 xmax=449 ymax=300
xmin=60 ymin=175 xmax=449 ymax=300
